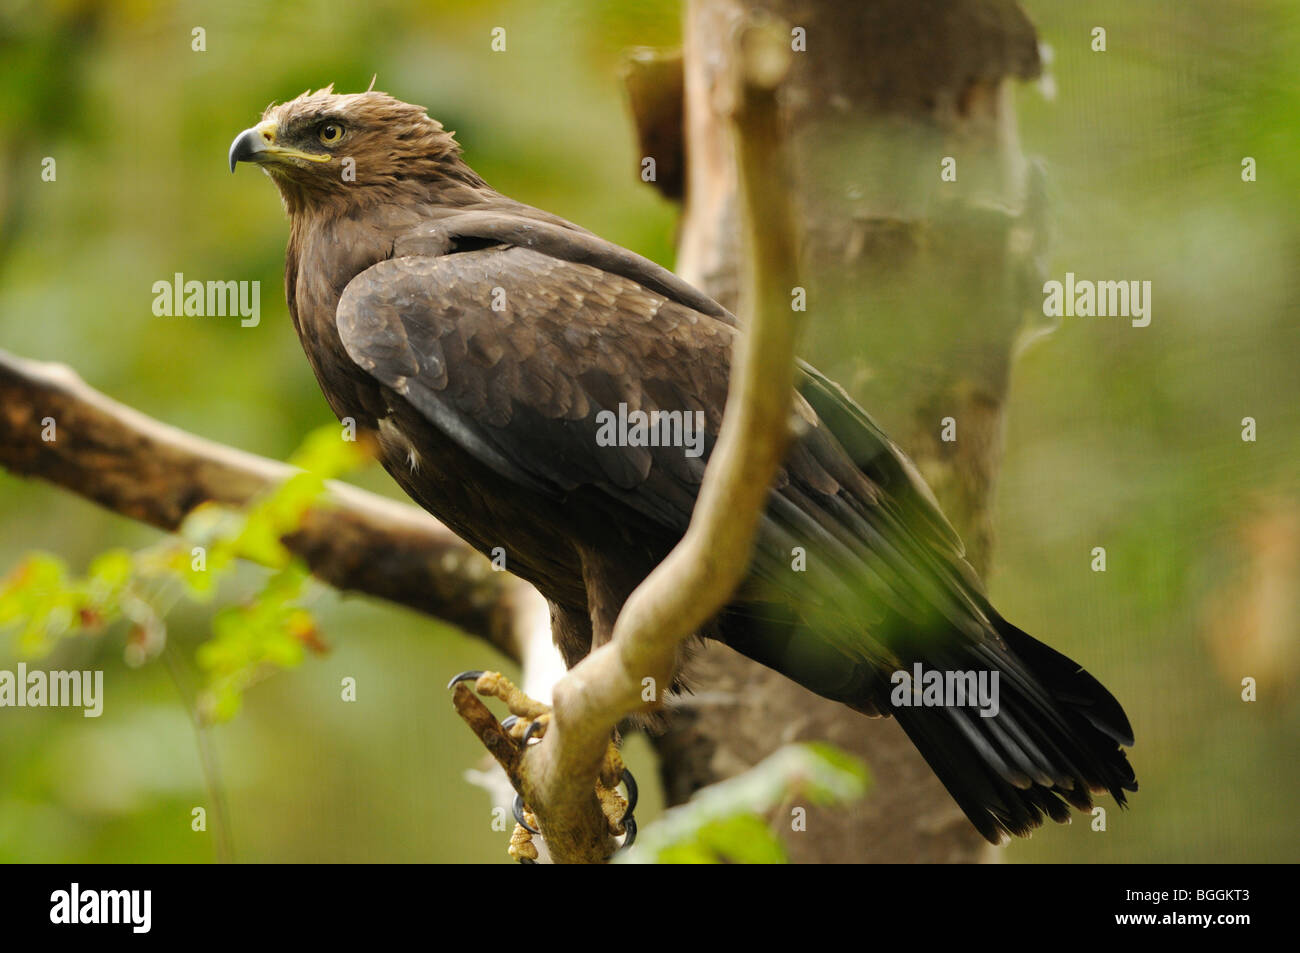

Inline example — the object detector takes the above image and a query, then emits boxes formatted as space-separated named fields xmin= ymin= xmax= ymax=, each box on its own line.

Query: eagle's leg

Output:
xmin=571 ymin=550 xmax=647 ymax=847
xmin=447 ymin=669 xmax=638 ymax=857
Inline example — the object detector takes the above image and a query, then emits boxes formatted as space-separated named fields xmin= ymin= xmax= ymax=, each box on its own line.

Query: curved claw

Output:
xmin=620 ymin=768 xmax=639 ymax=822
xmin=513 ymin=793 xmax=540 ymax=835
xmin=518 ymin=856 xmax=536 ymax=865
xmin=521 ymin=719 xmax=546 ymax=746
xmin=501 ymin=715 xmax=519 ymax=731
xmin=446 ymin=670 xmax=485 ymax=690
xmin=619 ymin=815 xmax=637 ymax=851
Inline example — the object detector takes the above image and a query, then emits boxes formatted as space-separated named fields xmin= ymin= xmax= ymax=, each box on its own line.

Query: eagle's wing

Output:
xmin=336 ymin=244 xmax=986 ymax=645
xmin=392 ymin=210 xmax=969 ymax=561
xmin=338 ymin=247 xmax=724 ymax=520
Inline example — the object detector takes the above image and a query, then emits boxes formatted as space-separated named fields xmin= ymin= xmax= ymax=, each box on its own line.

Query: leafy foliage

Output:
xmin=0 ymin=424 xmax=367 ymax=722
xmin=618 ymin=743 xmax=869 ymax=864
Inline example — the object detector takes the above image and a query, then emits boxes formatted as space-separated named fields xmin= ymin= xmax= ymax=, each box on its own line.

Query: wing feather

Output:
xmin=338 ymin=244 xmax=995 ymax=657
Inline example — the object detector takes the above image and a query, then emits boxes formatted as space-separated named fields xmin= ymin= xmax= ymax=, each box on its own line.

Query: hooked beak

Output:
xmin=228 ymin=119 xmax=332 ymax=173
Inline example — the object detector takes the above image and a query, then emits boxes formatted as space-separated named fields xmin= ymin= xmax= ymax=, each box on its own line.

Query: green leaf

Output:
xmin=194 ymin=563 xmax=317 ymax=722
xmin=287 ymin=423 xmax=371 ymax=478
xmin=0 ymin=553 xmax=76 ymax=655
xmin=87 ymin=549 xmax=132 ymax=591
xmin=697 ymin=814 xmax=787 ymax=863
xmin=617 ymin=743 xmax=869 ymax=864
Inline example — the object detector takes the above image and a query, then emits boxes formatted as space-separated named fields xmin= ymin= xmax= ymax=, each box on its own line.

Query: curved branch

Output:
xmin=510 ymin=15 xmax=802 ymax=864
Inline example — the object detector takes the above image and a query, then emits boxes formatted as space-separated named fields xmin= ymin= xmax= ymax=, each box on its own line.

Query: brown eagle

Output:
xmin=230 ymin=88 xmax=1136 ymax=844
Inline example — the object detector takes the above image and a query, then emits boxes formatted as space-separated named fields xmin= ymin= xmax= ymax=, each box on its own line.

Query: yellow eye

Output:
xmin=318 ymin=123 xmax=343 ymax=145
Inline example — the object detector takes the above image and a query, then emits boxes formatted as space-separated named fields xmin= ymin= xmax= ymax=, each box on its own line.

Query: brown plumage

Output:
xmin=230 ymin=88 xmax=1136 ymax=843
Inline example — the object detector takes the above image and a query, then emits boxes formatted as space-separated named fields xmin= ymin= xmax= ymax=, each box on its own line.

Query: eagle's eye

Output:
xmin=318 ymin=122 xmax=344 ymax=145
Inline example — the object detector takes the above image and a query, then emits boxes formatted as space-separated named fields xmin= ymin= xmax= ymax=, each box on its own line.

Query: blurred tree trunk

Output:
xmin=630 ymin=0 xmax=1048 ymax=862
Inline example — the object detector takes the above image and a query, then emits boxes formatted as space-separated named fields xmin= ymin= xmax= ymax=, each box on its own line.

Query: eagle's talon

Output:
xmin=619 ymin=767 xmax=639 ymax=822
xmin=448 ymin=669 xmax=626 ymax=857
xmin=513 ymin=793 xmax=541 ymax=835
xmin=521 ymin=715 xmax=549 ymax=746
xmin=446 ymin=669 xmax=486 ymax=689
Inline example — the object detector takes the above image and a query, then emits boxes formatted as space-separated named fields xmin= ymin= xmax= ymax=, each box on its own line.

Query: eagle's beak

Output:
xmin=228 ymin=119 xmax=331 ymax=173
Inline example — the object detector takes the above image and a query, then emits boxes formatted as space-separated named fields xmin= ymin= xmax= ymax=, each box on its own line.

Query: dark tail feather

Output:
xmin=886 ymin=616 xmax=1137 ymax=844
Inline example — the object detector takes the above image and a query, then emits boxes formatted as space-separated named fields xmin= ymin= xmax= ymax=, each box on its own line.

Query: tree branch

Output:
xmin=0 ymin=347 xmax=542 ymax=663
xmin=506 ymin=15 xmax=802 ymax=863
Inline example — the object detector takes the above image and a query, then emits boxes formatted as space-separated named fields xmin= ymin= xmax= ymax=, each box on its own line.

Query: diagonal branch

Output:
xmin=0 ymin=347 xmax=542 ymax=663
xmin=504 ymin=14 xmax=803 ymax=864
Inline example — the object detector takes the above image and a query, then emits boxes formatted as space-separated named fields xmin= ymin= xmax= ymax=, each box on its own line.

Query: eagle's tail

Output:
xmin=882 ymin=615 xmax=1137 ymax=844
xmin=718 ymin=603 xmax=1137 ymax=843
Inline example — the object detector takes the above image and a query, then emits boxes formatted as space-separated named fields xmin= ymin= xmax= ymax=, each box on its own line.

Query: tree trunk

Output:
xmin=638 ymin=0 xmax=1047 ymax=862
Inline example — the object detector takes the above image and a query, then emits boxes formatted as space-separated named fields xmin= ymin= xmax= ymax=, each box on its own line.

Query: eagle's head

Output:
xmin=229 ymin=86 xmax=487 ymax=214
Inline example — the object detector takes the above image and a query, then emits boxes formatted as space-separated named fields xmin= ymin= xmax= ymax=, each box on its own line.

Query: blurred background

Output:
xmin=0 ymin=0 xmax=1296 ymax=862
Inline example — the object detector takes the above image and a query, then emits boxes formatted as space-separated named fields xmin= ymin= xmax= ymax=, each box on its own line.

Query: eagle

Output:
xmin=229 ymin=88 xmax=1136 ymax=845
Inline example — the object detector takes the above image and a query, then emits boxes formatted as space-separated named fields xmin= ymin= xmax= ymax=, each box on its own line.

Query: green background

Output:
xmin=0 ymin=0 xmax=1296 ymax=862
